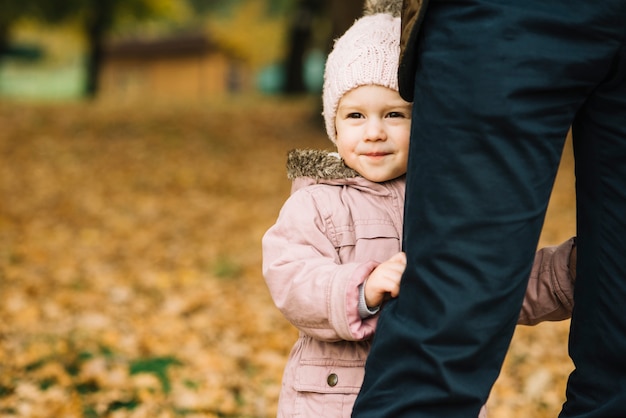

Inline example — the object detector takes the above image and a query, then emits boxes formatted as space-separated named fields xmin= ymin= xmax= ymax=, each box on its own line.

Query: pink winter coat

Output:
xmin=262 ymin=149 xmax=576 ymax=418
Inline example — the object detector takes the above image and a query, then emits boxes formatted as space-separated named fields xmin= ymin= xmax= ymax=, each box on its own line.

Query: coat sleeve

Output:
xmin=262 ymin=188 xmax=378 ymax=342
xmin=518 ymin=237 xmax=576 ymax=325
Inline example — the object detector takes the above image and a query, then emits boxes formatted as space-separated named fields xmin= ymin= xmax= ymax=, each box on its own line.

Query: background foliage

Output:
xmin=0 ymin=0 xmax=363 ymax=98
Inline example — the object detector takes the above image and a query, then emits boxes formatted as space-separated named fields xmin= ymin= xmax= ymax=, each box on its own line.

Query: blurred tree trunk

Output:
xmin=283 ymin=0 xmax=363 ymax=95
xmin=283 ymin=0 xmax=316 ymax=94
xmin=328 ymin=0 xmax=364 ymax=50
xmin=0 ymin=24 xmax=8 ymax=57
xmin=84 ymin=1 xmax=113 ymax=98
xmin=0 ymin=0 xmax=22 ymax=58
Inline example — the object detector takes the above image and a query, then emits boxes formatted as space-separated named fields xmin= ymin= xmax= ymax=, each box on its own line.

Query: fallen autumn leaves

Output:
xmin=0 ymin=97 xmax=575 ymax=417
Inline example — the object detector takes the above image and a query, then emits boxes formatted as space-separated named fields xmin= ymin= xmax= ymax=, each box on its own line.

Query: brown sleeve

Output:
xmin=518 ymin=237 xmax=576 ymax=326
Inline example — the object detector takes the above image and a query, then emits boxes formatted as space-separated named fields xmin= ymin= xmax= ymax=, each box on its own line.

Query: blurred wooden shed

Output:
xmin=99 ymin=32 xmax=250 ymax=102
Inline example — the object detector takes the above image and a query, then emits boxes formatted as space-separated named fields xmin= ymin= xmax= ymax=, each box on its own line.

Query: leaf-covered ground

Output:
xmin=0 ymin=98 xmax=576 ymax=417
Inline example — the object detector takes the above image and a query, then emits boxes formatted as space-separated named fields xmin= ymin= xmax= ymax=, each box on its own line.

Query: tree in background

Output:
xmin=57 ymin=0 xmax=190 ymax=98
xmin=0 ymin=0 xmax=43 ymax=57
xmin=283 ymin=0 xmax=363 ymax=94
xmin=0 ymin=0 xmax=189 ymax=98
xmin=189 ymin=0 xmax=364 ymax=95
xmin=0 ymin=0 xmax=365 ymax=99
xmin=283 ymin=0 xmax=320 ymax=94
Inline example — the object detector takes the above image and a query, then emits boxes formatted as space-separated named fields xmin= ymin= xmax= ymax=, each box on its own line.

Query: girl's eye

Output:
xmin=347 ymin=112 xmax=364 ymax=119
xmin=387 ymin=111 xmax=405 ymax=118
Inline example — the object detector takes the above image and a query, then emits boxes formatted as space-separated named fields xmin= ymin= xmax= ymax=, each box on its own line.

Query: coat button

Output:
xmin=327 ymin=373 xmax=338 ymax=387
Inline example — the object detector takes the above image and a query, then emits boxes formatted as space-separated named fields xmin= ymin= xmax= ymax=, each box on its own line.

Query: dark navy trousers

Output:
xmin=353 ymin=0 xmax=626 ymax=416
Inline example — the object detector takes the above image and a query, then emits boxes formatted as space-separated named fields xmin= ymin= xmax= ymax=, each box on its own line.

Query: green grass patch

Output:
xmin=129 ymin=356 xmax=182 ymax=394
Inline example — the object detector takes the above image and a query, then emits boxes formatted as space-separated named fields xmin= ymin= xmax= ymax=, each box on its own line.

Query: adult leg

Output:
xmin=561 ymin=38 xmax=626 ymax=417
xmin=352 ymin=1 xmax=625 ymax=416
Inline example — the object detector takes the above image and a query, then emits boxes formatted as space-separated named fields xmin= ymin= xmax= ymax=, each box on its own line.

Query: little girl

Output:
xmin=262 ymin=1 xmax=577 ymax=417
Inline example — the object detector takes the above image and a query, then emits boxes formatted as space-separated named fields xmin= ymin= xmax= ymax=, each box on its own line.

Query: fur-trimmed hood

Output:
xmin=285 ymin=149 xmax=405 ymax=197
xmin=364 ymin=0 xmax=402 ymax=17
xmin=286 ymin=149 xmax=360 ymax=180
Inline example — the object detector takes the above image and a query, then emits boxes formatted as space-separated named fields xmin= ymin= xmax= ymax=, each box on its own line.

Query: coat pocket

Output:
xmin=335 ymin=222 xmax=399 ymax=247
xmin=293 ymin=360 xmax=365 ymax=394
xmin=335 ymin=223 xmax=400 ymax=263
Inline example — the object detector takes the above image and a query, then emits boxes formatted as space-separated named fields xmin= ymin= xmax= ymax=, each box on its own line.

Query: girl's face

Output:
xmin=335 ymin=85 xmax=412 ymax=182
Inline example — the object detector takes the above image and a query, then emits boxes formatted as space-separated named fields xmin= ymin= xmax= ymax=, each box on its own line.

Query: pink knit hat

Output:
xmin=322 ymin=5 xmax=401 ymax=143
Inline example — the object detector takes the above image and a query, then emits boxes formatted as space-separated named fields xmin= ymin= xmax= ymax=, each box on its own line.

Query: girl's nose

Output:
xmin=364 ymin=118 xmax=387 ymax=141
